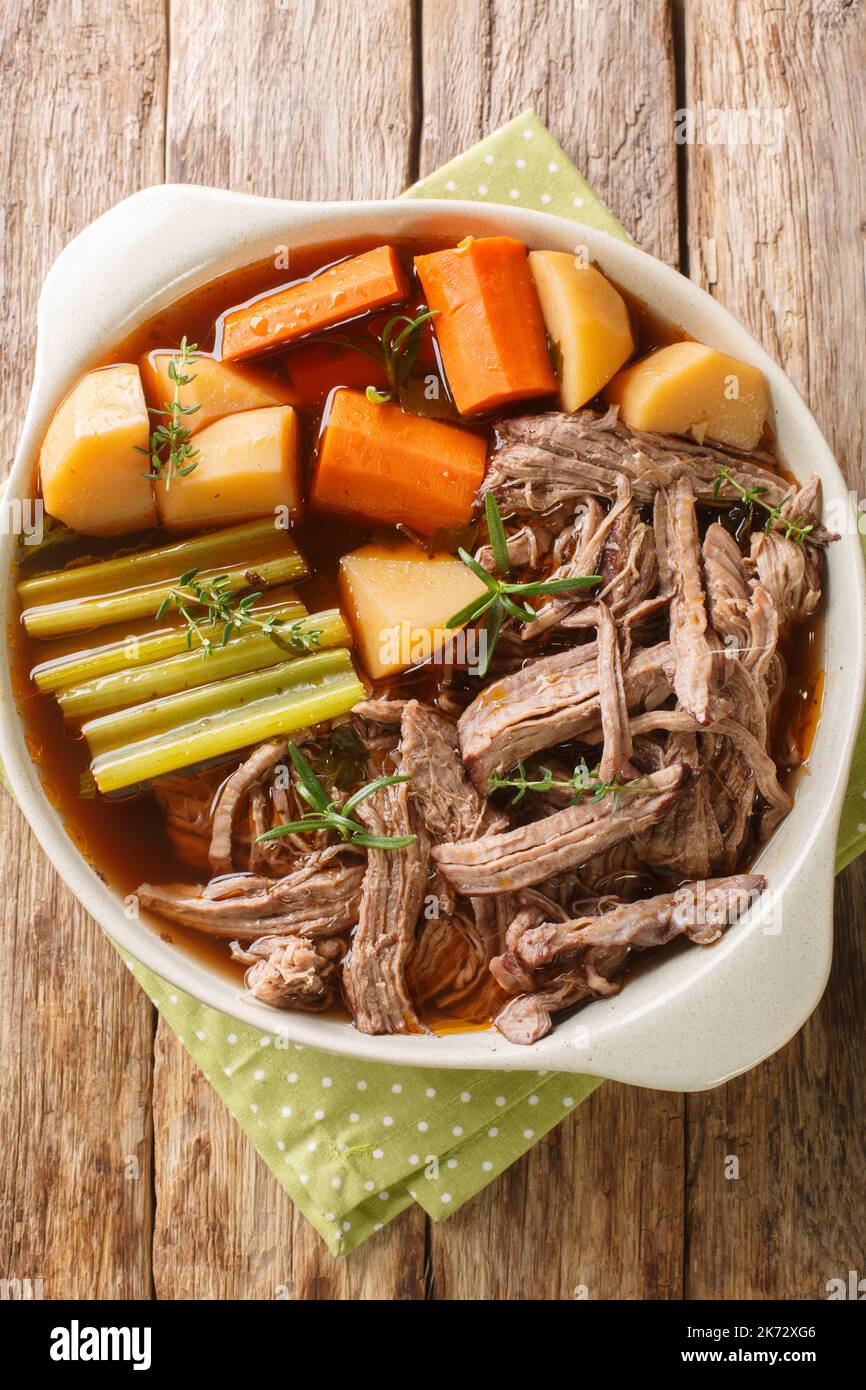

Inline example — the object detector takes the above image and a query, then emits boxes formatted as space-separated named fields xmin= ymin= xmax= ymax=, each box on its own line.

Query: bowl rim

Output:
xmin=2 ymin=187 xmax=864 ymax=1088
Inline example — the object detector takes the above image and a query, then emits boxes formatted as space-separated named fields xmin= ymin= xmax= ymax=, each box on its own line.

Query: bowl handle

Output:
xmin=33 ymin=185 xmax=319 ymax=394
xmin=537 ymin=816 xmax=837 ymax=1090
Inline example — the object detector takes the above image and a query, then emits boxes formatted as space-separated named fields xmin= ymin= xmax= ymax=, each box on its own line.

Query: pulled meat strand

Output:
xmin=515 ymin=873 xmax=766 ymax=969
xmin=342 ymin=775 xmax=430 ymax=1036
xmin=495 ymin=873 xmax=764 ymax=1044
xmin=433 ymin=763 xmax=694 ymax=896
xmin=655 ymin=477 xmax=725 ymax=726
xmin=137 ymin=846 xmax=364 ymax=940
xmin=231 ymin=935 xmax=343 ymax=1011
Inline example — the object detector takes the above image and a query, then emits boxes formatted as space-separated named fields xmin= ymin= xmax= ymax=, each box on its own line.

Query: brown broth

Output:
xmin=10 ymin=236 xmax=826 ymax=1031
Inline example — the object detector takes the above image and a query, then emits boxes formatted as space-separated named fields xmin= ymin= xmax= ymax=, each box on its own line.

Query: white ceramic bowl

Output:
xmin=2 ymin=188 xmax=863 ymax=1088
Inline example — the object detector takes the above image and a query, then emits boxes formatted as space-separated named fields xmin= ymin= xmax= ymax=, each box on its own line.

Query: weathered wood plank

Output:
xmin=683 ymin=0 xmax=866 ymax=1299
xmin=428 ymin=1083 xmax=685 ymax=1301
xmin=419 ymin=0 xmax=679 ymax=263
xmin=167 ymin=0 xmax=417 ymax=197
xmin=420 ymin=0 xmax=684 ymax=1301
xmin=152 ymin=0 xmax=426 ymax=1298
xmin=0 ymin=0 xmax=166 ymax=1299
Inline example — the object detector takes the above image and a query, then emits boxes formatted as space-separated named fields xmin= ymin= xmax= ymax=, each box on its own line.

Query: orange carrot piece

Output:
xmin=286 ymin=341 xmax=389 ymax=408
xmin=415 ymin=237 xmax=558 ymax=415
xmin=310 ymin=389 xmax=487 ymax=537
xmin=220 ymin=246 xmax=409 ymax=363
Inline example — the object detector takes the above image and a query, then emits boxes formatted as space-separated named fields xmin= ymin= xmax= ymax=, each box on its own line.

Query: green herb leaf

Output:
xmin=712 ymin=466 xmax=813 ymax=544
xmin=351 ymin=832 xmax=419 ymax=851
xmin=287 ymin=742 xmax=331 ymax=812
xmin=141 ymin=338 xmax=201 ymax=487
xmin=333 ymin=309 xmax=439 ymax=404
xmin=510 ymin=574 xmax=602 ymax=596
xmin=445 ymin=493 xmax=601 ymax=671
xmin=485 ymin=489 xmax=511 ymax=576
xmin=155 ymin=571 xmax=302 ymax=657
xmin=341 ymin=772 xmax=410 ymax=817
xmin=489 ymin=758 xmax=654 ymax=808
xmin=255 ymin=744 xmax=417 ymax=852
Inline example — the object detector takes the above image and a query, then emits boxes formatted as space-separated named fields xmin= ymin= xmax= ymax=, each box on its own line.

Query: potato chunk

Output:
xmin=604 ymin=341 xmax=769 ymax=450
xmin=139 ymin=351 xmax=296 ymax=436
xmin=39 ymin=364 xmax=155 ymax=535
xmin=155 ymin=405 xmax=301 ymax=530
xmin=528 ymin=251 xmax=634 ymax=410
xmin=339 ymin=541 xmax=488 ymax=680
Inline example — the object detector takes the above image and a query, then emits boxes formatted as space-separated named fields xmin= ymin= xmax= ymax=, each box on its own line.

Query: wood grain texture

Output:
xmin=0 ymin=0 xmax=166 ymax=1298
xmin=151 ymin=0 xmax=427 ymax=1299
xmin=682 ymin=0 xmax=866 ymax=1299
xmin=419 ymin=0 xmax=685 ymax=1301
xmin=419 ymin=0 xmax=679 ymax=263
xmin=428 ymin=1085 xmax=685 ymax=1301
xmin=167 ymin=0 xmax=417 ymax=198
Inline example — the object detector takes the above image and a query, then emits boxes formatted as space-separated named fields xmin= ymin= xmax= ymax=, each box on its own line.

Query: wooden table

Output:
xmin=2 ymin=0 xmax=864 ymax=1300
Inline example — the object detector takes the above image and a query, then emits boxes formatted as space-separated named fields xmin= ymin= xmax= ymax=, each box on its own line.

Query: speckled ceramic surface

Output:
xmin=2 ymin=188 xmax=863 ymax=1088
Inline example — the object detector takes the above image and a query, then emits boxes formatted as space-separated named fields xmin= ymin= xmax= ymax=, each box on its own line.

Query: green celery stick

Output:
xmin=83 ymin=647 xmax=356 ymax=757
xmin=32 ymin=588 xmax=306 ymax=694
xmin=22 ymin=550 xmax=307 ymax=640
xmin=18 ymin=518 xmax=289 ymax=605
xmin=58 ymin=609 xmax=349 ymax=719
xmin=90 ymin=657 xmax=365 ymax=792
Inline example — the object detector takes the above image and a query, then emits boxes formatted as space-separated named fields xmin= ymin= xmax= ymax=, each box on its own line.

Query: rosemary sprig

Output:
xmin=446 ymin=493 xmax=601 ymax=677
xmin=332 ymin=308 xmax=438 ymax=404
xmin=156 ymin=569 xmax=322 ymax=657
xmin=489 ymin=757 xmax=654 ymax=811
xmin=712 ymin=466 xmax=814 ymax=543
xmin=140 ymin=337 xmax=201 ymax=487
xmin=257 ymin=742 xmax=417 ymax=850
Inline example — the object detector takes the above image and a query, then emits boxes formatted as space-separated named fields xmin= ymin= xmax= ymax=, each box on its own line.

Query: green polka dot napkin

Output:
xmin=125 ymin=955 xmax=598 ymax=1251
xmin=10 ymin=111 xmax=866 ymax=1256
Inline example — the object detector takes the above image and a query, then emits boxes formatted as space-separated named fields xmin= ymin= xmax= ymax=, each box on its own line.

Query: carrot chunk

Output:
xmin=310 ymin=389 xmax=487 ymax=536
xmin=220 ymin=246 xmax=408 ymax=362
xmin=286 ymin=341 xmax=389 ymax=407
xmin=414 ymin=237 xmax=558 ymax=415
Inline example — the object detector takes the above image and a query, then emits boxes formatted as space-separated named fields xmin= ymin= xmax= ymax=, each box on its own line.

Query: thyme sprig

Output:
xmin=489 ymin=757 xmax=654 ymax=811
xmin=712 ymin=466 xmax=814 ymax=543
xmin=156 ymin=569 xmax=322 ymax=657
xmin=446 ymin=493 xmax=601 ymax=677
xmin=332 ymin=308 xmax=439 ymax=404
xmin=257 ymin=742 xmax=417 ymax=851
xmin=140 ymin=337 xmax=201 ymax=487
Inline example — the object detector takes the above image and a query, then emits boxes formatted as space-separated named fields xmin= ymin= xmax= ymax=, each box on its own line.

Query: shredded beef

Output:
xmin=137 ymin=846 xmax=365 ymax=940
xmin=515 ymin=873 xmax=766 ymax=969
xmin=342 ymin=776 xmax=430 ymax=1035
xmin=458 ymin=640 xmax=671 ymax=792
xmin=232 ymin=935 xmax=343 ymax=1011
xmin=433 ymin=763 xmax=693 ymax=896
xmin=484 ymin=406 xmax=790 ymax=513
xmin=655 ymin=477 xmax=725 ymax=726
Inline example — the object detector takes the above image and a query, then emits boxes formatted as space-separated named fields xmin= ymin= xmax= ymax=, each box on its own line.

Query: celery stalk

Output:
xmin=18 ymin=518 xmax=290 ymax=605
xmin=32 ymin=588 xmax=306 ymax=694
xmin=89 ymin=654 xmax=365 ymax=792
xmin=83 ymin=647 xmax=355 ymax=757
xmin=22 ymin=550 xmax=307 ymax=640
xmin=58 ymin=610 xmax=350 ymax=719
